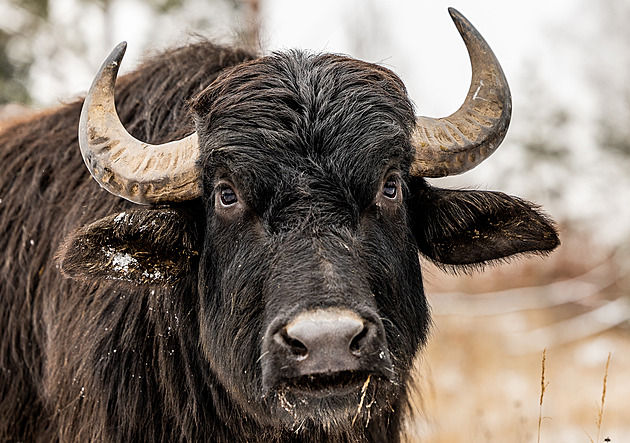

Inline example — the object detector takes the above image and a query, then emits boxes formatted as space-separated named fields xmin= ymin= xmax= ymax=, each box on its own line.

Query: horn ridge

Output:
xmin=411 ymin=8 xmax=512 ymax=177
xmin=79 ymin=42 xmax=201 ymax=204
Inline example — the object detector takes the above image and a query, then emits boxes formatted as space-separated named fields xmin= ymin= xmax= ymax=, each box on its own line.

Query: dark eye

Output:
xmin=383 ymin=177 xmax=398 ymax=199
xmin=220 ymin=187 xmax=238 ymax=206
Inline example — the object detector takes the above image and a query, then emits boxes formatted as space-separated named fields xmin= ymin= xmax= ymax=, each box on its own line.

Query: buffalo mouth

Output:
xmin=267 ymin=370 xmax=399 ymax=431
xmin=278 ymin=370 xmax=374 ymax=398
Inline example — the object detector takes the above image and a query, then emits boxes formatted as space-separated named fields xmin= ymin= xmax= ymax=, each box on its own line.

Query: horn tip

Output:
xmin=110 ymin=41 xmax=128 ymax=64
xmin=447 ymin=7 xmax=462 ymax=20
xmin=447 ymin=7 xmax=459 ymax=16
xmin=447 ymin=7 xmax=471 ymax=32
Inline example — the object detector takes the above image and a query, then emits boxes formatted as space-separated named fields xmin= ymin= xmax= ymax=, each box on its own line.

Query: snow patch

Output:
xmin=113 ymin=212 xmax=127 ymax=224
xmin=143 ymin=269 xmax=163 ymax=280
xmin=103 ymin=247 xmax=137 ymax=275
xmin=112 ymin=252 xmax=135 ymax=272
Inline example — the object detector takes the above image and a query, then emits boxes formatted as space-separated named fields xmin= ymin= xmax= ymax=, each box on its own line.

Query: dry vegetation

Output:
xmin=405 ymin=229 xmax=630 ymax=442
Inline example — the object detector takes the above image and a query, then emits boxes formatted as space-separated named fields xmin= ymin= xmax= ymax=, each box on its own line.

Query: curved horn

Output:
xmin=410 ymin=8 xmax=512 ymax=177
xmin=79 ymin=42 xmax=201 ymax=204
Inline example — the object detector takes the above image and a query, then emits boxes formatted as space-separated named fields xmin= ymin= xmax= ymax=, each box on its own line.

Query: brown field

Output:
xmin=405 ymin=230 xmax=630 ymax=442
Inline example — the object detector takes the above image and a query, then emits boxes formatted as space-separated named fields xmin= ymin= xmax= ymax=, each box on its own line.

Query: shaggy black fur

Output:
xmin=1 ymin=40 xmax=558 ymax=442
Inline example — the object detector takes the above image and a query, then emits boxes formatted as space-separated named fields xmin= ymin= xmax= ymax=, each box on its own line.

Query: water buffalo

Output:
xmin=0 ymin=8 xmax=558 ymax=442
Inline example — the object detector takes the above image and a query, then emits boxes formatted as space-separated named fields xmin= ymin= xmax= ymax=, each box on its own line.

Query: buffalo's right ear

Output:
xmin=57 ymin=208 xmax=199 ymax=285
xmin=409 ymin=181 xmax=559 ymax=267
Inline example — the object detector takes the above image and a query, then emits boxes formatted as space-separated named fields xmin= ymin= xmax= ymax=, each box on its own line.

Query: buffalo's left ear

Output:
xmin=410 ymin=184 xmax=559 ymax=266
xmin=57 ymin=208 xmax=199 ymax=285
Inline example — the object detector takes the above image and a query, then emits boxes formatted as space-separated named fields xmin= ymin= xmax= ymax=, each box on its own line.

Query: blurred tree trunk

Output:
xmin=0 ymin=0 xmax=49 ymax=104
xmin=238 ymin=0 xmax=261 ymax=49
xmin=0 ymin=0 xmax=258 ymax=105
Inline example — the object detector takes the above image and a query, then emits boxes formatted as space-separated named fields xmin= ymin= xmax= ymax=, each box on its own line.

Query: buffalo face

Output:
xmin=190 ymin=51 xmax=428 ymax=429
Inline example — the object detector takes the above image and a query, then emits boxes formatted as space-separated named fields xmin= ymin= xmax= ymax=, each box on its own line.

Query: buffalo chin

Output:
xmin=265 ymin=373 xmax=399 ymax=432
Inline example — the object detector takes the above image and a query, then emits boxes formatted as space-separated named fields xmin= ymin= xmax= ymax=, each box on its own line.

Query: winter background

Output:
xmin=1 ymin=0 xmax=628 ymax=441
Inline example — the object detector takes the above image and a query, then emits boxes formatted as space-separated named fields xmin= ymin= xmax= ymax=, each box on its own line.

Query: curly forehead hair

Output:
xmin=192 ymin=51 xmax=417 ymax=159
xmin=194 ymin=50 xmax=413 ymax=116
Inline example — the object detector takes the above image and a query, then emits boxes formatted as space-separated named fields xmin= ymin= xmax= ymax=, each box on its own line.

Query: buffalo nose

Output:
xmin=274 ymin=309 xmax=376 ymax=375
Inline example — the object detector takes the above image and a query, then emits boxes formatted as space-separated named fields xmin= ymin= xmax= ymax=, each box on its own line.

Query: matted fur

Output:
xmin=1 ymin=40 xmax=558 ymax=442
xmin=0 ymin=41 xmax=255 ymax=441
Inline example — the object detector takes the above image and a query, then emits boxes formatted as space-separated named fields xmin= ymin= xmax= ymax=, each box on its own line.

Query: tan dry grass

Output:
xmin=403 ymin=231 xmax=630 ymax=442
xmin=538 ymin=349 xmax=548 ymax=443
xmin=406 ymin=315 xmax=629 ymax=442
xmin=588 ymin=353 xmax=611 ymax=443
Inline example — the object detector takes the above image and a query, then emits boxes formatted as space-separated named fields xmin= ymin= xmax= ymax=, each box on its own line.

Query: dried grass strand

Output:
xmin=595 ymin=353 xmax=611 ymax=443
xmin=537 ymin=349 xmax=549 ymax=443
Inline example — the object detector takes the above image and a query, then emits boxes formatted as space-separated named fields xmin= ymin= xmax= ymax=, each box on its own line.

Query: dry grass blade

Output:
xmin=352 ymin=374 xmax=372 ymax=426
xmin=586 ymin=352 xmax=611 ymax=443
xmin=537 ymin=349 xmax=549 ymax=443
xmin=595 ymin=353 xmax=611 ymax=443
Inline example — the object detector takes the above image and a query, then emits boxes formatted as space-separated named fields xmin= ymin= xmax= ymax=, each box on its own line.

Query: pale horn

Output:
xmin=411 ymin=8 xmax=512 ymax=177
xmin=78 ymin=42 xmax=201 ymax=204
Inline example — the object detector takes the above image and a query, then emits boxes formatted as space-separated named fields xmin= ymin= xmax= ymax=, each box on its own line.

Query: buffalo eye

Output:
xmin=383 ymin=176 xmax=398 ymax=199
xmin=219 ymin=186 xmax=238 ymax=206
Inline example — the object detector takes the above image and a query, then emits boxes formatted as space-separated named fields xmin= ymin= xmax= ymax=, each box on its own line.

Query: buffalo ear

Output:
xmin=410 ymin=184 xmax=559 ymax=266
xmin=58 ymin=208 xmax=199 ymax=285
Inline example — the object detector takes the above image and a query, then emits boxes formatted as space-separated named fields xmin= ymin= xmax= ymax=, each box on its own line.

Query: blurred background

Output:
xmin=1 ymin=0 xmax=628 ymax=441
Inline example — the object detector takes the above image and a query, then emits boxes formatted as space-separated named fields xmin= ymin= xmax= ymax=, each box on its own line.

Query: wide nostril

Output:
xmin=349 ymin=324 xmax=369 ymax=356
xmin=277 ymin=330 xmax=308 ymax=358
